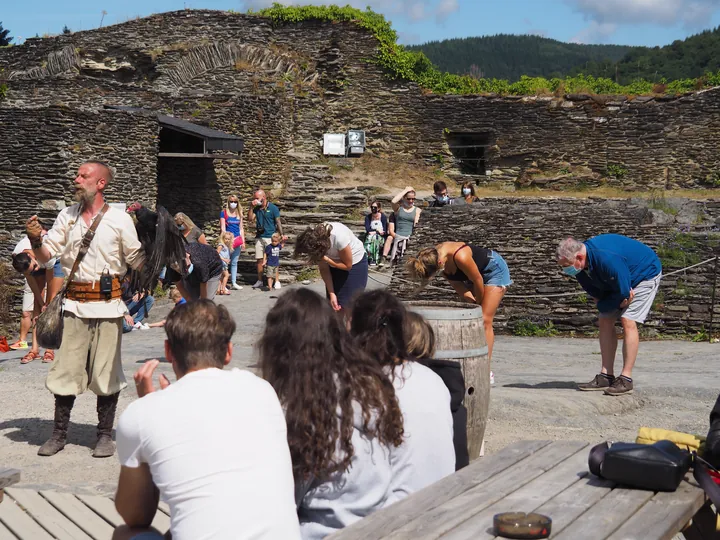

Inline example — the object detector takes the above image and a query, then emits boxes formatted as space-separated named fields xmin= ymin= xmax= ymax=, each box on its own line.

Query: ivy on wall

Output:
xmin=252 ymin=3 xmax=720 ymax=97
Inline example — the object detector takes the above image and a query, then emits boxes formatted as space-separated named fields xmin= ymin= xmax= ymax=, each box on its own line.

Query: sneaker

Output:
xmin=252 ymin=280 xmax=263 ymax=289
xmin=274 ymin=281 xmax=281 ymax=290
xmin=139 ymin=323 xmax=151 ymax=331
xmin=232 ymin=282 xmax=243 ymax=290
xmin=9 ymin=340 xmax=28 ymax=350
xmin=604 ymin=376 xmax=634 ymax=396
xmin=577 ymin=373 xmax=613 ymax=391
xmin=490 ymin=371 xmax=495 ymax=386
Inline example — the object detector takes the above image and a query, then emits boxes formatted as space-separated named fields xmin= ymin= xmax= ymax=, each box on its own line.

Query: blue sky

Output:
xmin=4 ymin=0 xmax=720 ymax=46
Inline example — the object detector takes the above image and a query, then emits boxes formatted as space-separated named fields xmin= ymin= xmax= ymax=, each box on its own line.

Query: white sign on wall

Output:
xmin=323 ymin=134 xmax=346 ymax=156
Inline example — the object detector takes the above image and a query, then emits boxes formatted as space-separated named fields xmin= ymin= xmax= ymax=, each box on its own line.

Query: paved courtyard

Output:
xmin=0 ymin=279 xmax=718 ymax=496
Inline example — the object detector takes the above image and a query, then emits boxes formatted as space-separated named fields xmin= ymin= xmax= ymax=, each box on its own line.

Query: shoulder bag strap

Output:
xmin=64 ymin=203 xmax=110 ymax=286
xmin=693 ymin=454 xmax=720 ymax=508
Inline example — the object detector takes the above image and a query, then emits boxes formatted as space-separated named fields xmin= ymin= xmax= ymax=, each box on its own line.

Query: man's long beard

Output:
xmin=74 ymin=187 xmax=96 ymax=207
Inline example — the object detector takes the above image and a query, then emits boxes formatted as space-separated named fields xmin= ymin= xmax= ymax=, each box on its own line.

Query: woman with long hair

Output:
xmin=220 ymin=194 xmax=245 ymax=289
xmin=349 ymin=289 xmax=455 ymax=502
xmin=174 ymin=212 xmax=208 ymax=245
xmin=258 ymin=288 xmax=405 ymax=539
xmin=294 ymin=222 xmax=368 ymax=312
xmin=406 ymin=243 xmax=511 ymax=366
xmin=405 ymin=311 xmax=469 ymax=470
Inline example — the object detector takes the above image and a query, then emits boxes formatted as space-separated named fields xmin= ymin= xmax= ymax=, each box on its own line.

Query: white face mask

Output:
xmin=229 ymin=202 xmax=238 ymax=209
xmin=462 ymin=188 xmax=471 ymax=196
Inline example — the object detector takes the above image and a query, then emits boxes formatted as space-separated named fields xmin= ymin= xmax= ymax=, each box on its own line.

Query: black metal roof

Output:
xmin=158 ymin=115 xmax=244 ymax=153
xmin=102 ymin=106 xmax=244 ymax=154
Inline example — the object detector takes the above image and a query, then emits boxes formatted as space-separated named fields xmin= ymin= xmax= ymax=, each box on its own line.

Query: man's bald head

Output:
xmin=84 ymin=160 xmax=115 ymax=184
xmin=253 ymin=189 xmax=266 ymax=199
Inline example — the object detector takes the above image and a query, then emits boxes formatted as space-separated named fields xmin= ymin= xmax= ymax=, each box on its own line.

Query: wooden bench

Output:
xmin=0 ymin=485 xmax=171 ymax=539
xmin=330 ymin=440 xmax=708 ymax=540
xmin=0 ymin=468 xmax=21 ymax=505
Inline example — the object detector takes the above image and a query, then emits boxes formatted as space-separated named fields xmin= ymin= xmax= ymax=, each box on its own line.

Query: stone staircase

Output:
xmin=234 ymin=162 xmax=375 ymax=285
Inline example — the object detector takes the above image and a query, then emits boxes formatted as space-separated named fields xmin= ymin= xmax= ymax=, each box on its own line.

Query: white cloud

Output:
xmin=240 ymin=0 xmax=459 ymax=23
xmin=567 ymin=0 xmax=720 ymax=29
xmin=570 ymin=21 xmax=618 ymax=43
xmin=436 ymin=0 xmax=460 ymax=21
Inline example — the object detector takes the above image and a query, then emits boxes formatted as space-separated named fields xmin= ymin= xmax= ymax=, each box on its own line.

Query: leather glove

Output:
xmin=26 ymin=216 xmax=43 ymax=243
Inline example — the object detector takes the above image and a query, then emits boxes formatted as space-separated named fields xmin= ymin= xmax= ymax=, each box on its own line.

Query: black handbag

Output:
xmin=588 ymin=440 xmax=692 ymax=492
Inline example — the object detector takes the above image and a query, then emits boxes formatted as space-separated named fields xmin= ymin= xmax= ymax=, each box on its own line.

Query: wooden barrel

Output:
xmin=406 ymin=301 xmax=489 ymax=461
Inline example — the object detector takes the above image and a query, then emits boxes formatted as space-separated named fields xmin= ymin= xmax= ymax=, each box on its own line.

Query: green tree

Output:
xmin=0 ymin=22 xmax=12 ymax=46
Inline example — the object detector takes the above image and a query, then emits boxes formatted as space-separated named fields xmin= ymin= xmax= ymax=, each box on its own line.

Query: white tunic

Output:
xmin=42 ymin=203 xmax=144 ymax=318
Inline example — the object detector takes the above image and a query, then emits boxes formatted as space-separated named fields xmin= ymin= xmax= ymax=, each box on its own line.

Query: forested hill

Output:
xmin=407 ymin=34 xmax=636 ymax=80
xmin=580 ymin=27 xmax=720 ymax=83
xmin=409 ymin=28 xmax=720 ymax=84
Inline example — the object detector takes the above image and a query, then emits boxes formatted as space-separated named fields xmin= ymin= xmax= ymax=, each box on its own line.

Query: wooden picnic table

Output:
xmin=331 ymin=440 xmax=708 ymax=540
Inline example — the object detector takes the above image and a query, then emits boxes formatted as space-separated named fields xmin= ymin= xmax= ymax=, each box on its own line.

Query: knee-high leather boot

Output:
xmin=38 ymin=395 xmax=76 ymax=456
xmin=93 ymin=392 xmax=120 ymax=458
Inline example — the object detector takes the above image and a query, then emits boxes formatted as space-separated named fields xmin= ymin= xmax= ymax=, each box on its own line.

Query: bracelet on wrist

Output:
xmin=30 ymin=238 xmax=43 ymax=249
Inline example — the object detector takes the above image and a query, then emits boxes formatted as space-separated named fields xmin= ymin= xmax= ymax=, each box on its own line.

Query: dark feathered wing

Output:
xmin=130 ymin=205 xmax=187 ymax=293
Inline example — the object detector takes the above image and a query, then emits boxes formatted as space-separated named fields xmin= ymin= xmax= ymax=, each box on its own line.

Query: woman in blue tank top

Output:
xmin=406 ymin=242 xmax=512 ymax=364
xmin=219 ymin=194 xmax=245 ymax=290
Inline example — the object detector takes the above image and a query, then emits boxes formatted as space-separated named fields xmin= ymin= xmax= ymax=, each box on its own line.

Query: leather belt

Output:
xmin=66 ymin=278 xmax=122 ymax=302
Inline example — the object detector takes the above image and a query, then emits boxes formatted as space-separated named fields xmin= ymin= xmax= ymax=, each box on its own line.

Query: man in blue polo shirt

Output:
xmin=557 ymin=234 xmax=662 ymax=396
xmin=247 ymin=189 xmax=284 ymax=289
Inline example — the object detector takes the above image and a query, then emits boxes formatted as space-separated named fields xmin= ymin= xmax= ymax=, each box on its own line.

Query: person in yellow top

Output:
xmin=26 ymin=160 xmax=145 ymax=458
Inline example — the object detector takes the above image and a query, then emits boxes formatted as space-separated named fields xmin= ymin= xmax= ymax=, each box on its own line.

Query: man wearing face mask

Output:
xmin=556 ymin=235 xmax=662 ymax=396
xmin=429 ymin=181 xmax=454 ymax=208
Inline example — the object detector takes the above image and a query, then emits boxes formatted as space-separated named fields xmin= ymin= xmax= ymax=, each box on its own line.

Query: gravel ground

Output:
xmin=0 ymin=279 xmax=717 ymax=496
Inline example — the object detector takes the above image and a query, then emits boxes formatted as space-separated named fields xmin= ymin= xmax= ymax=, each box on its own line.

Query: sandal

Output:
xmin=42 ymin=350 xmax=55 ymax=363
xmin=20 ymin=351 xmax=40 ymax=364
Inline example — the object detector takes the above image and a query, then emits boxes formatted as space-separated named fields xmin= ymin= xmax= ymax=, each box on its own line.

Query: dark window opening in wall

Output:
xmin=159 ymin=126 xmax=206 ymax=154
xmin=446 ymin=132 xmax=493 ymax=175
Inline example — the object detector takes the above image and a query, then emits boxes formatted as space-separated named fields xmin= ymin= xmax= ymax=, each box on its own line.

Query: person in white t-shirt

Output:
xmin=113 ymin=300 xmax=300 ymax=540
xmin=10 ymin=233 xmax=63 ymax=363
xmin=350 ymin=289 xmax=456 ymax=502
xmin=294 ymin=222 xmax=368 ymax=312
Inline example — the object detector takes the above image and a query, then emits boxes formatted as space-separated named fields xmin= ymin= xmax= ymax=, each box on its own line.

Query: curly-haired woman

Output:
xmin=294 ymin=222 xmax=368 ymax=312
xmin=258 ymin=288 xmax=405 ymax=539
xmin=350 ymin=289 xmax=455 ymax=503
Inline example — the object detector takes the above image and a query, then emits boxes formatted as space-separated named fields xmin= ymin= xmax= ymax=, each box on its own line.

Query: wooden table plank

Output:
xmin=0 ymin=521 xmax=18 ymax=540
xmin=6 ymin=489 xmax=92 ymax=540
xmin=0 ymin=496 xmax=53 ymax=539
xmin=40 ymin=491 xmax=114 ymax=540
xmin=0 ymin=471 xmax=21 ymax=491
xmin=75 ymin=495 xmax=124 ymax=527
xmin=329 ymin=440 xmax=552 ymax=540
xmin=79 ymin=493 xmax=171 ymax=533
xmin=552 ymin=487 xmax=655 ymax=540
xmin=606 ymin=479 xmax=706 ymax=540
xmin=440 ymin=443 xmax=591 ymax=539
xmin=382 ymin=441 xmax=588 ymax=540
xmin=528 ymin=475 xmax=615 ymax=537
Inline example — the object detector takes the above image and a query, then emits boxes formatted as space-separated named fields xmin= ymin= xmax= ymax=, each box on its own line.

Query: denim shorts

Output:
xmin=53 ymin=259 xmax=64 ymax=279
xmin=481 ymin=251 xmax=513 ymax=288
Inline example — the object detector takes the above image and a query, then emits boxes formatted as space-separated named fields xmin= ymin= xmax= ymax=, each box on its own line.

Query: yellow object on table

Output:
xmin=636 ymin=427 xmax=706 ymax=455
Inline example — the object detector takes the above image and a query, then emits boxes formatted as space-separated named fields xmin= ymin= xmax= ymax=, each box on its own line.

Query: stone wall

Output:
xmin=4 ymin=10 xmax=720 ymax=195
xmin=0 ymin=106 xmax=157 ymax=259
xmin=391 ymin=198 xmax=720 ymax=336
